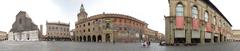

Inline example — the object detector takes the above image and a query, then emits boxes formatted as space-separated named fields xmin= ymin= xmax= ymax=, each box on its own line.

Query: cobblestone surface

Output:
xmin=0 ymin=41 xmax=239 ymax=51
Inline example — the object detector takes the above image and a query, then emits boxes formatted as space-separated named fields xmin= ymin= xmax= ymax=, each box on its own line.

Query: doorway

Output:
xmin=106 ymin=34 xmax=111 ymax=42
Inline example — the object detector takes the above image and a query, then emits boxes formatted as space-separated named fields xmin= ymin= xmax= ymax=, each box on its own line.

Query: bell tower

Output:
xmin=77 ymin=4 xmax=88 ymax=21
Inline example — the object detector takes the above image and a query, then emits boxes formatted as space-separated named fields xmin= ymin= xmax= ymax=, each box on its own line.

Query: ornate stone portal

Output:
xmin=8 ymin=11 xmax=40 ymax=41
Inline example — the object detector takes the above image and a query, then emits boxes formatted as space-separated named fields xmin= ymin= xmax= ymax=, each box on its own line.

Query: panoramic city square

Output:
xmin=0 ymin=0 xmax=240 ymax=51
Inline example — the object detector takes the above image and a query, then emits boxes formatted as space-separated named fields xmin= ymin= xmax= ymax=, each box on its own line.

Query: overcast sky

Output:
xmin=0 ymin=0 xmax=239 ymax=35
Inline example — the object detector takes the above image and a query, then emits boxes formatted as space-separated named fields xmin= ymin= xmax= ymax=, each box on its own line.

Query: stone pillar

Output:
xmin=217 ymin=34 xmax=220 ymax=42
xmin=165 ymin=17 xmax=174 ymax=44
xmin=75 ymin=36 xmax=77 ymax=41
xmin=221 ymin=34 xmax=224 ymax=42
xmin=185 ymin=17 xmax=191 ymax=44
xmin=102 ymin=34 xmax=106 ymax=42
xmin=113 ymin=31 xmax=117 ymax=42
xmin=170 ymin=19 xmax=175 ymax=44
xmin=211 ymin=33 xmax=214 ymax=43
xmin=110 ymin=33 xmax=114 ymax=42
xmin=96 ymin=35 xmax=99 ymax=42
xmin=200 ymin=25 xmax=205 ymax=44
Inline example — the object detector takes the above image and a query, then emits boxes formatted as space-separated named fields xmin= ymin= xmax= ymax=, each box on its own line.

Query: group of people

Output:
xmin=142 ymin=41 xmax=151 ymax=47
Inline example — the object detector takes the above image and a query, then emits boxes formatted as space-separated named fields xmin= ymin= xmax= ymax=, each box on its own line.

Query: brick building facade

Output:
xmin=74 ymin=4 xmax=150 ymax=42
xmin=165 ymin=0 xmax=232 ymax=44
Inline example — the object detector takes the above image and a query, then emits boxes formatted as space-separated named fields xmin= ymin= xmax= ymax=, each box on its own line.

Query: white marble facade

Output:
xmin=8 ymin=30 xmax=39 ymax=41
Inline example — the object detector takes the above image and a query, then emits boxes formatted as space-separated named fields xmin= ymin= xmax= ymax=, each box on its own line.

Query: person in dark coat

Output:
xmin=147 ymin=41 xmax=151 ymax=46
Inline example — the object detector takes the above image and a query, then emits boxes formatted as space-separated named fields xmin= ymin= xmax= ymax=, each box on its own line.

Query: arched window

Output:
xmin=176 ymin=4 xmax=184 ymax=16
xmin=204 ymin=11 xmax=208 ymax=22
xmin=192 ymin=6 xmax=198 ymax=18
xmin=213 ymin=16 xmax=216 ymax=25
xmin=106 ymin=23 xmax=110 ymax=28
xmin=88 ymin=28 xmax=90 ymax=32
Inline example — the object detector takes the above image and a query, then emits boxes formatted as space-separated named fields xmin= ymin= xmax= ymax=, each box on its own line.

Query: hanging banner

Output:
xmin=192 ymin=18 xmax=199 ymax=30
xmin=176 ymin=16 xmax=184 ymax=29
xmin=218 ymin=27 xmax=221 ymax=33
xmin=216 ymin=26 xmax=218 ymax=32
xmin=206 ymin=23 xmax=212 ymax=32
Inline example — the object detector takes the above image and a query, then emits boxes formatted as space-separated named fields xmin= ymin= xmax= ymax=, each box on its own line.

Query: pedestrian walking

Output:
xmin=142 ymin=41 xmax=147 ymax=47
xmin=147 ymin=41 xmax=151 ymax=47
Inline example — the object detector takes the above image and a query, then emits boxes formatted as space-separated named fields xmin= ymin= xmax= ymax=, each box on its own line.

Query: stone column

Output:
xmin=211 ymin=32 xmax=214 ymax=43
xmin=113 ymin=31 xmax=117 ymax=42
xmin=221 ymin=34 xmax=224 ymax=42
xmin=102 ymin=34 xmax=106 ymax=42
xmin=185 ymin=17 xmax=191 ymax=44
xmin=200 ymin=24 xmax=205 ymax=44
xmin=217 ymin=34 xmax=220 ymax=42
xmin=96 ymin=35 xmax=99 ymax=42
xmin=110 ymin=33 xmax=114 ymax=42
xmin=165 ymin=17 xmax=174 ymax=44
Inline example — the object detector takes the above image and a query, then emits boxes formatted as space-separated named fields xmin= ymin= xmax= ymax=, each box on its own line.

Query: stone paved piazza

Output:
xmin=0 ymin=41 xmax=239 ymax=51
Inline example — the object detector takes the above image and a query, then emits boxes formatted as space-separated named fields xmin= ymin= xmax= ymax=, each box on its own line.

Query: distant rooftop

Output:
xmin=46 ymin=21 xmax=70 ymax=26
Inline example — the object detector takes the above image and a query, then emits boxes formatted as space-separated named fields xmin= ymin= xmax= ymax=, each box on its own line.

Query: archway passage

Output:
xmin=214 ymin=36 xmax=218 ymax=42
xmin=106 ymin=34 xmax=111 ymax=42
xmin=174 ymin=38 xmax=185 ymax=43
xmin=76 ymin=36 xmax=79 ymax=41
xmin=224 ymin=36 xmax=226 ymax=41
xmin=92 ymin=35 xmax=96 ymax=42
xmin=80 ymin=36 xmax=82 ymax=42
xmin=220 ymin=34 xmax=223 ymax=42
xmin=83 ymin=36 xmax=86 ymax=42
xmin=97 ymin=35 xmax=102 ymax=42
xmin=191 ymin=38 xmax=200 ymax=43
xmin=87 ymin=35 xmax=91 ymax=42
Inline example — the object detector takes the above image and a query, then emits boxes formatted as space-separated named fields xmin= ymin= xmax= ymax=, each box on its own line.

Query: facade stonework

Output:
xmin=0 ymin=31 xmax=7 ymax=41
xmin=74 ymin=4 xmax=150 ymax=42
xmin=145 ymin=28 xmax=159 ymax=42
xmin=8 ymin=11 xmax=40 ymax=41
xmin=165 ymin=0 xmax=232 ymax=44
xmin=232 ymin=30 xmax=240 ymax=41
xmin=45 ymin=22 xmax=71 ymax=41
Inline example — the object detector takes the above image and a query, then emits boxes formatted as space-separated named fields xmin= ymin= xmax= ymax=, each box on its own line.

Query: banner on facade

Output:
xmin=176 ymin=16 xmax=184 ymax=29
xmin=218 ymin=27 xmax=221 ymax=33
xmin=206 ymin=23 xmax=212 ymax=32
xmin=192 ymin=19 xmax=199 ymax=30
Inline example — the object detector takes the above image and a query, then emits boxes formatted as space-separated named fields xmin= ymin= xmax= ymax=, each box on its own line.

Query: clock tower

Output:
xmin=77 ymin=4 xmax=88 ymax=21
